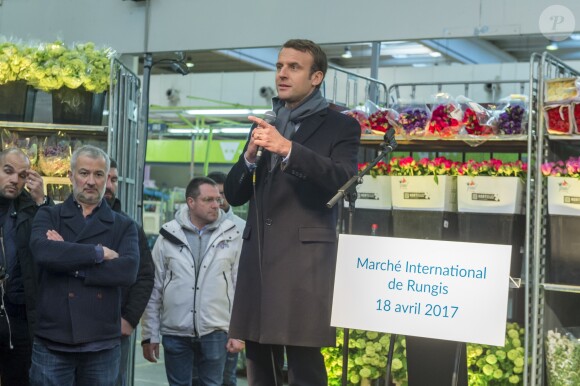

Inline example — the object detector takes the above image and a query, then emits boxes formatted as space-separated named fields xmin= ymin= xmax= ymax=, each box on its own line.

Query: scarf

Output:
xmin=270 ymin=89 xmax=329 ymax=169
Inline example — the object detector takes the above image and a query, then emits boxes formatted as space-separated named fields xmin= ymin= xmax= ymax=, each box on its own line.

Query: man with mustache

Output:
xmin=29 ymin=145 xmax=139 ymax=386
xmin=0 ymin=148 xmax=50 ymax=386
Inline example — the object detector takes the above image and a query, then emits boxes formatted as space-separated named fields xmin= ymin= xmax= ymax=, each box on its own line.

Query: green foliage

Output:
xmin=324 ymin=322 xmax=524 ymax=386
xmin=0 ymin=39 xmax=114 ymax=93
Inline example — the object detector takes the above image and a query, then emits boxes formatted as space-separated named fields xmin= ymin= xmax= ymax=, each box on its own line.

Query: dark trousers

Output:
xmin=0 ymin=312 xmax=32 ymax=386
xmin=245 ymin=341 xmax=327 ymax=386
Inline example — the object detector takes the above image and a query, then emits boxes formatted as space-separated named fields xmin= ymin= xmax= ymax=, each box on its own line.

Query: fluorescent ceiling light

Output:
xmin=429 ymin=52 xmax=442 ymax=58
xmin=546 ymin=42 xmax=558 ymax=51
xmin=185 ymin=62 xmax=195 ymax=68
xmin=167 ymin=127 xmax=250 ymax=135
xmin=380 ymin=42 xmax=433 ymax=56
xmin=342 ymin=46 xmax=353 ymax=59
xmin=392 ymin=54 xmax=408 ymax=59
xmin=570 ymin=33 xmax=580 ymax=41
xmin=183 ymin=108 xmax=268 ymax=116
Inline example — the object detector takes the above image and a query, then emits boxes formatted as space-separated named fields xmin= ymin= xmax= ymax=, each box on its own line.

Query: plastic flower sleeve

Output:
xmin=456 ymin=95 xmax=496 ymax=136
xmin=1 ymin=129 xmax=39 ymax=168
xmin=342 ymin=107 xmax=372 ymax=135
xmin=425 ymin=93 xmax=463 ymax=138
xmin=545 ymin=327 xmax=580 ymax=386
xmin=38 ymin=133 xmax=72 ymax=177
xmin=544 ymin=104 xmax=572 ymax=135
xmin=368 ymin=108 xmax=400 ymax=134
xmin=393 ymin=99 xmax=431 ymax=138
xmin=493 ymin=94 xmax=528 ymax=136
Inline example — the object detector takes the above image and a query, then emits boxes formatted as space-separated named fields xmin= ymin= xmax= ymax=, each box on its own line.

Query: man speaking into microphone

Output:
xmin=224 ymin=39 xmax=360 ymax=386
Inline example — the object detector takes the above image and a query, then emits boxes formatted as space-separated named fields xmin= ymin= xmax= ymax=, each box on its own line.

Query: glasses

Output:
xmin=197 ymin=197 xmax=224 ymax=205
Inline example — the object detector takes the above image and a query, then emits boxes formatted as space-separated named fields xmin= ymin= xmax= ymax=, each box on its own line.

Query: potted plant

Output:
xmin=0 ymin=41 xmax=37 ymax=121
xmin=0 ymin=39 xmax=114 ymax=124
xmin=454 ymin=159 xmax=528 ymax=278
xmin=455 ymin=159 xmax=527 ymax=214
xmin=354 ymin=161 xmax=392 ymax=210
xmin=542 ymin=157 xmax=580 ymax=285
xmin=323 ymin=322 xmax=524 ymax=386
xmin=389 ymin=156 xmax=460 ymax=212
xmin=28 ymin=41 xmax=113 ymax=125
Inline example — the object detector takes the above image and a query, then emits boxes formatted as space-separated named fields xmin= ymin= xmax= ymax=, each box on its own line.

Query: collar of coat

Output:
xmin=58 ymin=195 xmax=116 ymax=242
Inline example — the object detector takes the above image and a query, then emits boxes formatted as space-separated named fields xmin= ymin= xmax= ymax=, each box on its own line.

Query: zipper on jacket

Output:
xmin=163 ymin=271 xmax=173 ymax=292
xmin=222 ymin=271 xmax=231 ymax=311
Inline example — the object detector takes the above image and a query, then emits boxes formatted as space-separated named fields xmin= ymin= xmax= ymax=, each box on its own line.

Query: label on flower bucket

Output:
xmin=457 ymin=176 xmax=524 ymax=214
xmin=391 ymin=175 xmax=457 ymax=212
xmin=344 ymin=176 xmax=392 ymax=210
xmin=331 ymin=235 xmax=511 ymax=346
xmin=548 ymin=176 xmax=580 ymax=215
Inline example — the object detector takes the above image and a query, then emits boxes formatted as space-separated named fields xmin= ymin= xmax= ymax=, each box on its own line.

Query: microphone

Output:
xmin=381 ymin=127 xmax=398 ymax=152
xmin=255 ymin=110 xmax=277 ymax=163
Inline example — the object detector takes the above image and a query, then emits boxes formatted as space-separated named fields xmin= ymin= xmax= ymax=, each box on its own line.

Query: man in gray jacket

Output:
xmin=141 ymin=177 xmax=244 ymax=386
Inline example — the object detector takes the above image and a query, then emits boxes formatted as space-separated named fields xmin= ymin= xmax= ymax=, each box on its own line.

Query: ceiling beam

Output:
xmin=217 ymin=48 xmax=279 ymax=70
xmin=421 ymin=38 xmax=517 ymax=64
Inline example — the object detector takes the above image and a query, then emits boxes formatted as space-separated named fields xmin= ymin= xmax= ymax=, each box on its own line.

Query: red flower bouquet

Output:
xmin=368 ymin=108 xmax=400 ymax=134
xmin=343 ymin=109 xmax=372 ymax=134
xmin=573 ymin=103 xmax=580 ymax=134
xmin=456 ymin=96 xmax=496 ymax=136
xmin=426 ymin=93 xmax=463 ymax=137
xmin=545 ymin=104 xmax=572 ymax=135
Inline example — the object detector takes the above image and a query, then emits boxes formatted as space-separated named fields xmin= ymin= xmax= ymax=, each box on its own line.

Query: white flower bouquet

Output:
xmin=545 ymin=328 xmax=580 ymax=386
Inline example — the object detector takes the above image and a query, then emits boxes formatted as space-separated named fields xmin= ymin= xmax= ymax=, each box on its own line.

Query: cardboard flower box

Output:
xmin=391 ymin=175 xmax=457 ymax=212
xmin=349 ymin=175 xmax=392 ymax=210
xmin=547 ymin=176 xmax=580 ymax=216
xmin=547 ymin=176 xmax=580 ymax=285
xmin=457 ymin=176 xmax=525 ymax=214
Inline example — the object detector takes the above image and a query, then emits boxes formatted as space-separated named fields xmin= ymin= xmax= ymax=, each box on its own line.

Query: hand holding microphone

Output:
xmin=254 ymin=110 xmax=276 ymax=163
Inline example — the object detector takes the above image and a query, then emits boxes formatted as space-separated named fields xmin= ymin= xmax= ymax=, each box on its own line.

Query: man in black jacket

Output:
xmin=0 ymin=148 xmax=49 ymax=386
xmin=106 ymin=159 xmax=155 ymax=386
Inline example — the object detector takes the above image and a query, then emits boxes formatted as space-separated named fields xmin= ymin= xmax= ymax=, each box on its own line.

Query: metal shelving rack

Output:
xmin=529 ymin=52 xmax=580 ymax=386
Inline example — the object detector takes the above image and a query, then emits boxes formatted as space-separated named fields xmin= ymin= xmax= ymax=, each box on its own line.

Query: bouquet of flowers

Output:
xmin=38 ymin=133 xmax=71 ymax=177
xmin=545 ymin=328 xmax=580 ymax=386
xmin=572 ymin=103 xmax=580 ymax=134
xmin=0 ymin=40 xmax=35 ymax=85
xmin=343 ymin=109 xmax=372 ymax=134
xmin=389 ymin=156 xmax=459 ymax=185
xmin=457 ymin=95 xmax=496 ymax=136
xmin=544 ymin=104 xmax=572 ymax=135
xmin=358 ymin=160 xmax=390 ymax=177
xmin=1 ymin=129 xmax=38 ymax=167
xmin=426 ymin=93 xmax=463 ymax=137
xmin=541 ymin=156 xmax=580 ymax=178
xmin=393 ymin=100 xmax=430 ymax=137
xmin=494 ymin=95 xmax=528 ymax=135
xmin=0 ymin=39 xmax=114 ymax=93
xmin=456 ymin=159 xmax=527 ymax=179
xmin=368 ymin=108 xmax=400 ymax=134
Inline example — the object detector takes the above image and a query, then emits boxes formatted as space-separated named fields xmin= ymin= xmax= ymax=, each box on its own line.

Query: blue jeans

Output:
xmin=222 ymin=352 xmax=238 ymax=386
xmin=163 ymin=331 xmax=228 ymax=386
xmin=29 ymin=341 xmax=120 ymax=386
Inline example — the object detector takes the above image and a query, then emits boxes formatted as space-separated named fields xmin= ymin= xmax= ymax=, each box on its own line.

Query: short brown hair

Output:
xmin=282 ymin=39 xmax=328 ymax=81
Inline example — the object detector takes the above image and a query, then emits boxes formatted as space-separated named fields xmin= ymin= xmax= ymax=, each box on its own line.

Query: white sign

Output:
xmin=331 ymin=235 xmax=511 ymax=346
